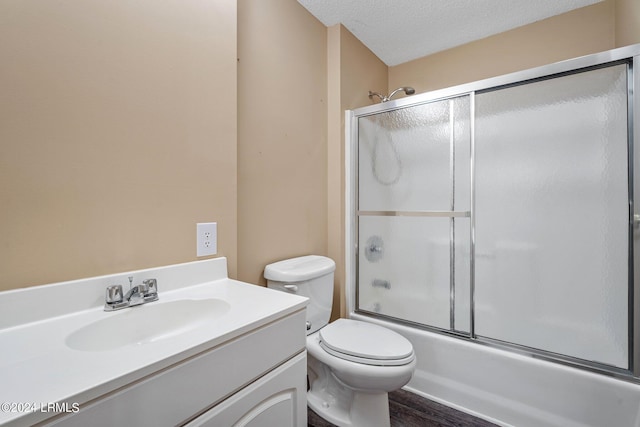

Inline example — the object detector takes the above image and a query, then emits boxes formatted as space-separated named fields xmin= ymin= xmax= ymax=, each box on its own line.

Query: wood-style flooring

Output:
xmin=307 ymin=389 xmax=499 ymax=427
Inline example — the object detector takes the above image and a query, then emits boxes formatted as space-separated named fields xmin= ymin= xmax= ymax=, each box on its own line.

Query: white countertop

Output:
xmin=0 ymin=258 xmax=308 ymax=426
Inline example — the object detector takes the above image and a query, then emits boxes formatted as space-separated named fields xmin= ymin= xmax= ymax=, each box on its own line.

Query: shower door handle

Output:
xmin=634 ymin=214 xmax=640 ymax=230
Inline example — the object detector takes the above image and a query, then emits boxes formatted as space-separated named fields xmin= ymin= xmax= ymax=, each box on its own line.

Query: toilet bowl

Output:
xmin=265 ymin=255 xmax=416 ymax=427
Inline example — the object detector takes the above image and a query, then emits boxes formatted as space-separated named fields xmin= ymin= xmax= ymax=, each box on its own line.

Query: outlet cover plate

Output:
xmin=196 ymin=222 xmax=217 ymax=257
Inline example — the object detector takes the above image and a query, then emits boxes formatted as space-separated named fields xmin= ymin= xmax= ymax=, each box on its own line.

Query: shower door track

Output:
xmin=357 ymin=211 xmax=470 ymax=217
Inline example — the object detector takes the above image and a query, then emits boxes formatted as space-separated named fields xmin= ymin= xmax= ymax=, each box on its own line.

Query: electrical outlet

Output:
xmin=196 ymin=222 xmax=217 ymax=257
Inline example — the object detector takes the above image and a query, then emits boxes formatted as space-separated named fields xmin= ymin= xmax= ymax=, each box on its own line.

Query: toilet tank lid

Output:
xmin=264 ymin=255 xmax=336 ymax=282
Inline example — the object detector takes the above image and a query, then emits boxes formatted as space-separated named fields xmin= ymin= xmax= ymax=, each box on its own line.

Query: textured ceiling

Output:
xmin=297 ymin=0 xmax=602 ymax=66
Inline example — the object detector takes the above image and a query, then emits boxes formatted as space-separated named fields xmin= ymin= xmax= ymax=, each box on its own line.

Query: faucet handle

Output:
xmin=138 ymin=282 xmax=149 ymax=295
xmin=143 ymin=279 xmax=158 ymax=298
xmin=105 ymin=285 xmax=123 ymax=304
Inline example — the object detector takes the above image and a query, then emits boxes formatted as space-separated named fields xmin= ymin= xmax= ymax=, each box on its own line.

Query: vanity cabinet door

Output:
xmin=186 ymin=352 xmax=307 ymax=427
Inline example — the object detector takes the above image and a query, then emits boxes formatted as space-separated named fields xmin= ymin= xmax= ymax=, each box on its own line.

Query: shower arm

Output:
xmin=368 ymin=91 xmax=388 ymax=102
xmin=368 ymin=87 xmax=415 ymax=103
xmin=386 ymin=88 xmax=405 ymax=100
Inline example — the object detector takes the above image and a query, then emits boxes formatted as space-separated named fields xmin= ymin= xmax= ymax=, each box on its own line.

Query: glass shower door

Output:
xmin=474 ymin=63 xmax=630 ymax=368
xmin=357 ymin=96 xmax=471 ymax=333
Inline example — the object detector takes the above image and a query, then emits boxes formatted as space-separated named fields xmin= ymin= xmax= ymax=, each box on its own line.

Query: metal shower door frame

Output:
xmin=346 ymin=43 xmax=640 ymax=381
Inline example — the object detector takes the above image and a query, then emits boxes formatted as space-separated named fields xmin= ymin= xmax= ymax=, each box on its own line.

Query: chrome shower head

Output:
xmin=387 ymin=86 xmax=415 ymax=100
xmin=368 ymin=87 xmax=415 ymax=103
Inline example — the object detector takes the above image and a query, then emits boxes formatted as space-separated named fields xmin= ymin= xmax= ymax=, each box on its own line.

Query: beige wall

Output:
xmin=237 ymin=0 xmax=328 ymax=286
xmin=327 ymin=25 xmax=387 ymax=318
xmin=3 ymin=0 xmax=638 ymax=303
xmin=389 ymin=1 xmax=616 ymax=93
xmin=337 ymin=27 xmax=389 ymax=109
xmin=616 ymin=0 xmax=640 ymax=47
xmin=0 ymin=0 xmax=238 ymax=291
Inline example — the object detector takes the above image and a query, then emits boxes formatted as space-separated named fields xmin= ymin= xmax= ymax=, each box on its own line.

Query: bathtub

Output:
xmin=350 ymin=311 xmax=640 ymax=427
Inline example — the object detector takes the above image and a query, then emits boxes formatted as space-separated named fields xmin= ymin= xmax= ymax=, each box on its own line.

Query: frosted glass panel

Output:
xmin=356 ymin=95 xmax=471 ymax=332
xmin=454 ymin=218 xmax=471 ymax=333
xmin=358 ymin=97 xmax=470 ymax=211
xmin=358 ymin=216 xmax=450 ymax=329
xmin=475 ymin=64 xmax=629 ymax=367
xmin=453 ymin=97 xmax=471 ymax=212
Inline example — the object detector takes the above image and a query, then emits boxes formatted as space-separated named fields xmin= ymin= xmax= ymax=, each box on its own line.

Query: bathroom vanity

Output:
xmin=0 ymin=258 xmax=308 ymax=426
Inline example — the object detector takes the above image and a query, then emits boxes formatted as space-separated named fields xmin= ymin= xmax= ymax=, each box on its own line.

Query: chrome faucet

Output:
xmin=104 ymin=277 xmax=159 ymax=311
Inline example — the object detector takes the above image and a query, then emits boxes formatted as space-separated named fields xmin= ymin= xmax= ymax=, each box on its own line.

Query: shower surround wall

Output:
xmin=347 ymin=45 xmax=640 ymax=426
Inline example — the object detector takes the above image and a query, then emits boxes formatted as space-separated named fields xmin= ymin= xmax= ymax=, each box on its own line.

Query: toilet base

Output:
xmin=308 ymin=389 xmax=390 ymax=427
xmin=307 ymin=356 xmax=391 ymax=427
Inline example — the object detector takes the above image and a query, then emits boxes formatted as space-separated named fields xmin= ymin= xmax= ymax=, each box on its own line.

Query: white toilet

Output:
xmin=265 ymin=255 xmax=416 ymax=427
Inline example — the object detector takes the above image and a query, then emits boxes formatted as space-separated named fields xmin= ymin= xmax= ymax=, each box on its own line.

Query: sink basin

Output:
xmin=66 ymin=299 xmax=230 ymax=352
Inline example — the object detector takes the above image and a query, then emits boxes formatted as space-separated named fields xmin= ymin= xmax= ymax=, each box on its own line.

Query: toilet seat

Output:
xmin=318 ymin=319 xmax=414 ymax=366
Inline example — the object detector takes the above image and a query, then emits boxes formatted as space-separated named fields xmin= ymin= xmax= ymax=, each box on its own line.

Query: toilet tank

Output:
xmin=264 ymin=255 xmax=336 ymax=335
